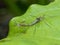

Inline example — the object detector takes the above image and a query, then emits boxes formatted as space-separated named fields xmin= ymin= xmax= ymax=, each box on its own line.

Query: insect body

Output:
xmin=19 ymin=16 xmax=42 ymax=26
xmin=15 ymin=16 xmax=42 ymax=35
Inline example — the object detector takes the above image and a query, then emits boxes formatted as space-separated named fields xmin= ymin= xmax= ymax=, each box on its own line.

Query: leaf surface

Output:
xmin=0 ymin=0 xmax=60 ymax=45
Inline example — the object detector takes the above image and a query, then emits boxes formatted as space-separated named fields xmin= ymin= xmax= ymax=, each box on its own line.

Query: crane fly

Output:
xmin=15 ymin=15 xmax=59 ymax=36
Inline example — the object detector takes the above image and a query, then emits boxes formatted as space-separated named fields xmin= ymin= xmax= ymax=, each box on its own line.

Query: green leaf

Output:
xmin=0 ymin=0 xmax=60 ymax=45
